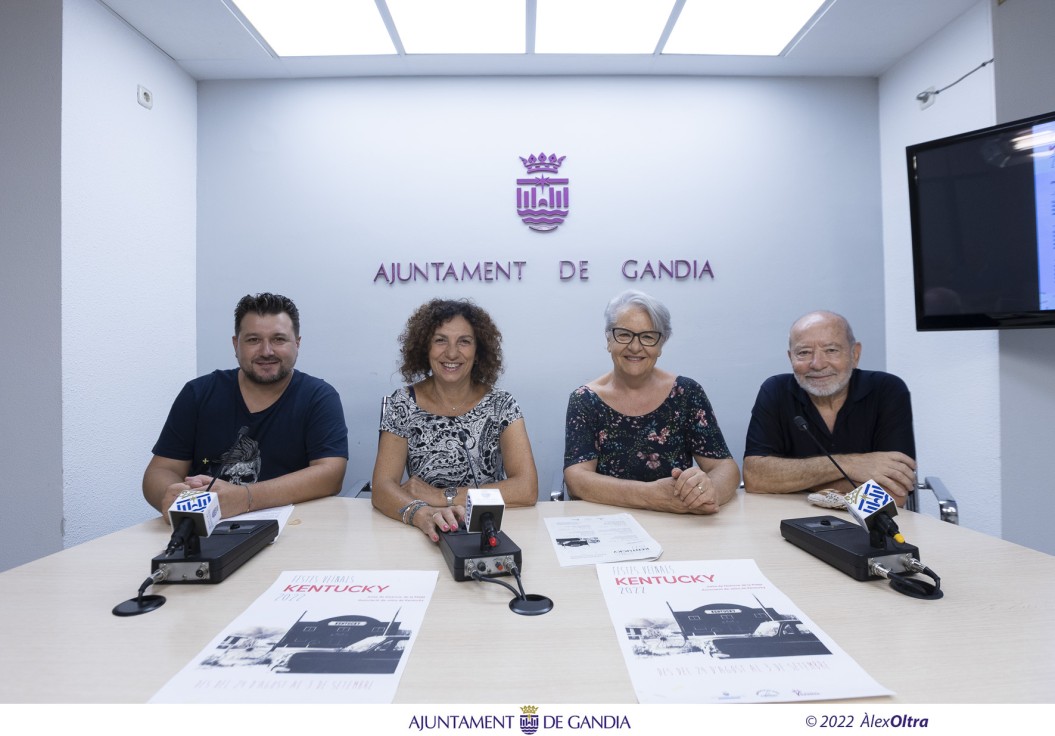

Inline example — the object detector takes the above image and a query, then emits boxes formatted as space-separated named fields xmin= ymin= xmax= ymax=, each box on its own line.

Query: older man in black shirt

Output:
xmin=743 ymin=311 xmax=916 ymax=505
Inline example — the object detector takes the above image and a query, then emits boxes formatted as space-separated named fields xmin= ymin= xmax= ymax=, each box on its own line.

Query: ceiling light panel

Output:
xmin=664 ymin=0 xmax=826 ymax=56
xmin=535 ymin=0 xmax=678 ymax=55
xmin=231 ymin=0 xmax=396 ymax=56
xmin=387 ymin=0 xmax=524 ymax=54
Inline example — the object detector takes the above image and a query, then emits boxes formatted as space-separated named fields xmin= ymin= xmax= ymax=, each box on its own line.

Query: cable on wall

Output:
xmin=916 ymin=57 xmax=995 ymax=109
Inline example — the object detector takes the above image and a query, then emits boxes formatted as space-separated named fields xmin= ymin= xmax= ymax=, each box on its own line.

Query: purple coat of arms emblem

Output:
xmin=516 ymin=152 xmax=568 ymax=232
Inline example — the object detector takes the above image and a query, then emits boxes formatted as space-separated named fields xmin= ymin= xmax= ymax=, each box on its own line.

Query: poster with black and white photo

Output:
xmin=597 ymin=559 xmax=891 ymax=703
xmin=151 ymin=570 xmax=437 ymax=703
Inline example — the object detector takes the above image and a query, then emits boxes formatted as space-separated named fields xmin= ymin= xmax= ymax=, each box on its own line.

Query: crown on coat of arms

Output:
xmin=519 ymin=152 xmax=565 ymax=173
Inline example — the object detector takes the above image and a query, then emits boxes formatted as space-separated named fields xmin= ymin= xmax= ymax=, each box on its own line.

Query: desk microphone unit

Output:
xmin=779 ymin=416 xmax=943 ymax=600
xmin=439 ymin=527 xmax=522 ymax=582
xmin=150 ymin=518 xmax=279 ymax=584
xmin=441 ymin=484 xmax=553 ymax=615
xmin=113 ymin=489 xmax=279 ymax=617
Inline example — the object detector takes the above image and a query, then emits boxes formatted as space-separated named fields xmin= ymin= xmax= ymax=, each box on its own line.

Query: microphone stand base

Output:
xmin=112 ymin=594 xmax=166 ymax=617
xmin=509 ymin=594 xmax=553 ymax=616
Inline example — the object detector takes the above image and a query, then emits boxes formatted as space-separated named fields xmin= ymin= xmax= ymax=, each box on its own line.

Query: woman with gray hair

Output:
xmin=563 ymin=290 xmax=740 ymax=514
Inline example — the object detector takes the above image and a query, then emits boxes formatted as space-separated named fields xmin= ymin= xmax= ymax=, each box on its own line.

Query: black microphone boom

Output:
xmin=793 ymin=415 xmax=857 ymax=487
xmin=457 ymin=428 xmax=483 ymax=490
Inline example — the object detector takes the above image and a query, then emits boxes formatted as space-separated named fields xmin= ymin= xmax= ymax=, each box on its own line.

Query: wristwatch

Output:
xmin=444 ymin=487 xmax=458 ymax=507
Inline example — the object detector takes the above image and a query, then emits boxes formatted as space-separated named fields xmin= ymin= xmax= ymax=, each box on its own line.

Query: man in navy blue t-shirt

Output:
xmin=143 ymin=293 xmax=348 ymax=519
xmin=743 ymin=311 xmax=916 ymax=505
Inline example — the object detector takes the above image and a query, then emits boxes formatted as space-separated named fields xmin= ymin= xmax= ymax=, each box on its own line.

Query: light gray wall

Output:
xmin=0 ymin=0 xmax=64 ymax=571
xmin=59 ymin=0 xmax=199 ymax=547
xmin=878 ymin=1 xmax=1000 ymax=537
xmin=196 ymin=76 xmax=885 ymax=497
xmin=991 ymin=0 xmax=1055 ymax=555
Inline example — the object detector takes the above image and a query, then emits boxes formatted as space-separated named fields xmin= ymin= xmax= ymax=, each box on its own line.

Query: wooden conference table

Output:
xmin=0 ymin=492 xmax=1052 ymax=704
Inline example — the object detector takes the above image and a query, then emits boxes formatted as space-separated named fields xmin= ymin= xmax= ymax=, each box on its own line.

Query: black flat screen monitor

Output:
xmin=907 ymin=109 xmax=1055 ymax=330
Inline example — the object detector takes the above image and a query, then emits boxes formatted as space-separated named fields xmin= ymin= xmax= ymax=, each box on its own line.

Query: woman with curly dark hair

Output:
xmin=372 ymin=299 xmax=537 ymax=541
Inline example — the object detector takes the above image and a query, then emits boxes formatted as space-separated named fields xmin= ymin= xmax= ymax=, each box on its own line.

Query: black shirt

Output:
xmin=744 ymin=369 xmax=915 ymax=467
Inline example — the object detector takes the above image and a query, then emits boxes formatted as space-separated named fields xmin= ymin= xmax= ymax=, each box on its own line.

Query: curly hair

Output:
xmin=399 ymin=299 xmax=504 ymax=386
xmin=234 ymin=292 xmax=300 ymax=336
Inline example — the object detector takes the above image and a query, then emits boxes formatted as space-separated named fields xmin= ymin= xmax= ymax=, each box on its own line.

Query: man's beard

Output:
xmin=795 ymin=371 xmax=850 ymax=398
xmin=243 ymin=361 xmax=291 ymax=385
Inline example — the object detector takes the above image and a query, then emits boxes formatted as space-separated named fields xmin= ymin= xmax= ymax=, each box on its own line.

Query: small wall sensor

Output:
xmin=138 ymin=85 xmax=154 ymax=110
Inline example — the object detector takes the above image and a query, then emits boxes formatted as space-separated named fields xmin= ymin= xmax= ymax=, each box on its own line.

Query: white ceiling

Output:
xmin=99 ymin=0 xmax=981 ymax=80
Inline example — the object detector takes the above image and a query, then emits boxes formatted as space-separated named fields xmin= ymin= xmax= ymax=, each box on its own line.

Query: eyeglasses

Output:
xmin=610 ymin=327 xmax=663 ymax=347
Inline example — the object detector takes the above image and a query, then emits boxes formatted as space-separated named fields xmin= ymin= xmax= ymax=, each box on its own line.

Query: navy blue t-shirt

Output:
xmin=151 ymin=369 xmax=348 ymax=484
xmin=744 ymin=369 xmax=915 ymax=464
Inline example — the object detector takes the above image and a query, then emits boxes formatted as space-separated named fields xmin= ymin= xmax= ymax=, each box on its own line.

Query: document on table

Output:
xmin=544 ymin=513 xmax=662 ymax=566
xmin=151 ymin=570 xmax=438 ymax=703
xmin=596 ymin=559 xmax=892 ymax=703
xmin=227 ymin=504 xmax=294 ymax=539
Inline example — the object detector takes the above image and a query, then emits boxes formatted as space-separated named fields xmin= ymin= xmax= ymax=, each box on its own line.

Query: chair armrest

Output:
xmin=919 ymin=476 xmax=959 ymax=525
xmin=549 ymin=468 xmax=567 ymax=502
xmin=340 ymin=479 xmax=371 ymax=499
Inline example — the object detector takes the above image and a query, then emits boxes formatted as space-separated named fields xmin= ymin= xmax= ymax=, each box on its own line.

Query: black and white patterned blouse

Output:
xmin=380 ymin=386 xmax=524 ymax=488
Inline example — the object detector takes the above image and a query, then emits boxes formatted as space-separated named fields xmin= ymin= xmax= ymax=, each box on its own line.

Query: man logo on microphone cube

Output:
xmin=175 ymin=490 xmax=213 ymax=513
xmin=848 ymin=481 xmax=888 ymax=515
xmin=742 ymin=311 xmax=917 ymax=506
xmin=142 ymin=293 xmax=349 ymax=521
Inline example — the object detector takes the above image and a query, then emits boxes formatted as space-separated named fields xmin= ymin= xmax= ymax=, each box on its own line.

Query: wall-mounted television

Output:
xmin=907 ymin=109 xmax=1055 ymax=330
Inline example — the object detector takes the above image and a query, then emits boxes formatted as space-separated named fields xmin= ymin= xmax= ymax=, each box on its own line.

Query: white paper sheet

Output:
xmin=597 ymin=559 xmax=892 ymax=703
xmin=544 ymin=513 xmax=662 ymax=566
xmin=151 ymin=570 xmax=438 ymax=703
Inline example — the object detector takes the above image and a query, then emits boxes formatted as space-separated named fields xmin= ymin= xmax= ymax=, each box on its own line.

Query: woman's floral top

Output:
xmin=563 ymin=376 xmax=731 ymax=482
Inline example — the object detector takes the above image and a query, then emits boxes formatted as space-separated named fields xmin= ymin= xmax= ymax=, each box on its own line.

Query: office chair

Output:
xmin=907 ymin=476 xmax=959 ymax=525
xmin=549 ymin=468 xmax=568 ymax=501
xmin=338 ymin=395 xmax=390 ymax=500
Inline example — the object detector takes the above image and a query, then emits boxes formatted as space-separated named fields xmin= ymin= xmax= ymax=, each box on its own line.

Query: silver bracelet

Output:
xmin=407 ymin=502 xmax=429 ymax=527
xmin=401 ymin=500 xmax=427 ymax=525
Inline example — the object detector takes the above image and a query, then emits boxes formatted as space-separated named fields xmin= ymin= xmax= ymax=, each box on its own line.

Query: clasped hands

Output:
xmin=159 ymin=475 xmax=251 ymax=522
xmin=661 ymin=467 xmax=721 ymax=515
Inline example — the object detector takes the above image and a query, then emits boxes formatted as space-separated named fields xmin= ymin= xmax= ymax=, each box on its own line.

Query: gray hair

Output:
xmin=604 ymin=290 xmax=672 ymax=344
xmin=789 ymin=310 xmax=856 ymax=348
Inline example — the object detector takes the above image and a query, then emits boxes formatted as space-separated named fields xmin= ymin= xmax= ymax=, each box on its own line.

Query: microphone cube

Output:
xmin=465 ymin=488 xmax=505 ymax=533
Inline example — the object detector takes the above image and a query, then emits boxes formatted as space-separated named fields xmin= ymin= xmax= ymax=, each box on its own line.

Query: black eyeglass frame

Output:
xmin=609 ymin=327 xmax=663 ymax=347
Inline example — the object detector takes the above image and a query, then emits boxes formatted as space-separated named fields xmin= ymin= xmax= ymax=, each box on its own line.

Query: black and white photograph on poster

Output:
xmin=625 ymin=598 xmax=831 ymax=660
xmin=597 ymin=559 xmax=891 ymax=703
xmin=151 ymin=570 xmax=438 ymax=703
xmin=199 ymin=610 xmax=412 ymax=674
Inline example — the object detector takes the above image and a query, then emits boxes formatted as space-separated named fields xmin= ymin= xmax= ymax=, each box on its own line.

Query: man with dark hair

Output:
xmin=743 ymin=311 xmax=916 ymax=505
xmin=143 ymin=293 xmax=348 ymax=519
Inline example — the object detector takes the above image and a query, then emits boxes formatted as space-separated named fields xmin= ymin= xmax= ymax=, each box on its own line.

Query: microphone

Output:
xmin=793 ymin=415 xmax=857 ymax=488
xmin=457 ymin=427 xmax=501 ymax=548
xmin=845 ymin=480 xmax=906 ymax=546
xmin=457 ymin=429 xmax=483 ymax=490
xmin=165 ymin=490 xmax=221 ymax=556
xmin=167 ymin=489 xmax=221 ymax=537
xmin=780 ymin=424 xmax=940 ymax=598
xmin=442 ymin=425 xmax=553 ymax=613
xmin=792 ymin=415 xmax=906 ymax=547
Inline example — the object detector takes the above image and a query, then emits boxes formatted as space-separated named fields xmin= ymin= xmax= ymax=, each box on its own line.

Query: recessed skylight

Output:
xmin=231 ymin=0 xmax=396 ymax=57
xmin=664 ymin=0 xmax=827 ymax=56
xmin=535 ymin=0 xmax=677 ymax=55
xmin=387 ymin=0 xmax=524 ymax=54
